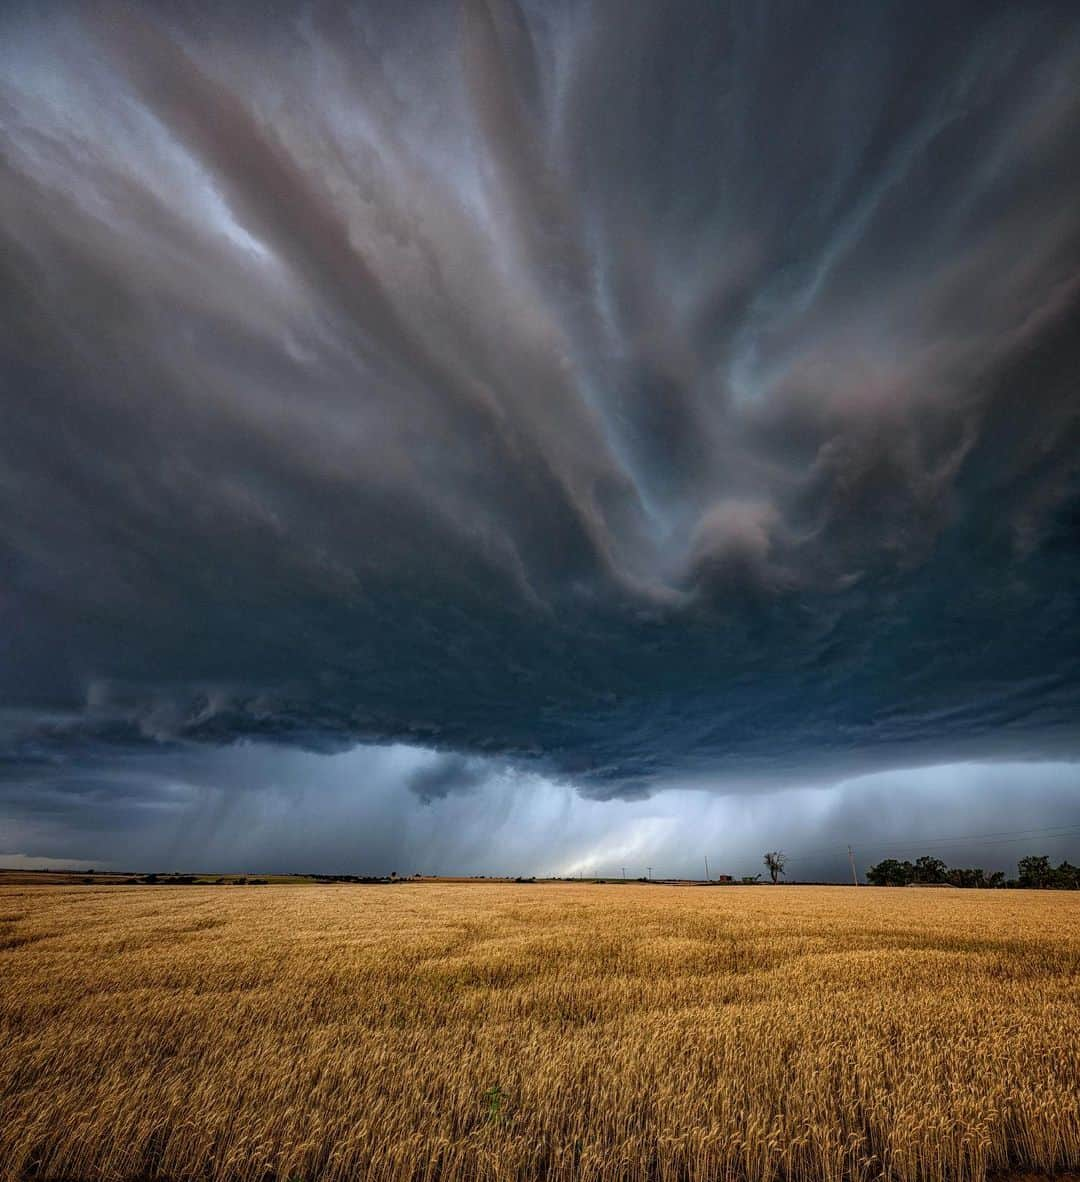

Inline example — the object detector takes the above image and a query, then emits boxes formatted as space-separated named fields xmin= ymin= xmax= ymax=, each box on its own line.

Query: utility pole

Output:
xmin=704 ymin=855 xmax=710 ymax=882
xmin=848 ymin=845 xmax=859 ymax=886
xmin=647 ymin=866 xmax=652 ymax=881
xmin=621 ymin=867 xmax=626 ymax=880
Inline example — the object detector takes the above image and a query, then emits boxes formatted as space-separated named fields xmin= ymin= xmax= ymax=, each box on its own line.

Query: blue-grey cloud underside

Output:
xmin=1 ymin=0 xmax=1079 ymax=800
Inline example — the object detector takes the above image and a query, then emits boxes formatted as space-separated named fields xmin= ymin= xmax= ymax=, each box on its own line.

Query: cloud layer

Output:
xmin=2 ymin=0 xmax=1079 ymax=803
xmin=3 ymin=743 xmax=1078 ymax=879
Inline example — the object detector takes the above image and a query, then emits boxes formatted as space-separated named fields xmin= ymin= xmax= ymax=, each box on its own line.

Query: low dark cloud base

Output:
xmin=2 ymin=745 xmax=1077 ymax=879
xmin=1 ymin=0 xmax=1079 ymax=802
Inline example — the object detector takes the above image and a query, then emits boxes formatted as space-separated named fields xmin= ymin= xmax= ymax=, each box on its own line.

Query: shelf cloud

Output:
xmin=2 ymin=0 xmax=1079 ymax=842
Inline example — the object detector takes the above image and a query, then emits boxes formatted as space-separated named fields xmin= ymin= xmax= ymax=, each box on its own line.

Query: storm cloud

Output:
xmin=2 ymin=742 xmax=1077 ymax=880
xmin=2 ymin=0 xmax=1080 ymax=827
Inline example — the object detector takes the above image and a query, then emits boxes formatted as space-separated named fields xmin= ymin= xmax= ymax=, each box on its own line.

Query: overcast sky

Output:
xmin=2 ymin=0 xmax=1078 ymax=876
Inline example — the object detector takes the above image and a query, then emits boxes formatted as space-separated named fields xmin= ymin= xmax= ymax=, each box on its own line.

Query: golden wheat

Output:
xmin=0 ymin=883 xmax=1077 ymax=1182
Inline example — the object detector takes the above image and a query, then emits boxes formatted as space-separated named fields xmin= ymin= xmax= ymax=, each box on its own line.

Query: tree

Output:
xmin=945 ymin=866 xmax=987 ymax=888
xmin=914 ymin=856 xmax=947 ymax=884
xmin=1018 ymin=856 xmax=1052 ymax=889
xmin=1014 ymin=856 xmax=1080 ymax=889
xmin=1053 ymin=860 xmax=1080 ymax=889
xmin=861 ymin=853 xmax=1076 ymax=889
xmin=763 ymin=851 xmax=787 ymax=884
xmin=866 ymin=858 xmax=915 ymax=886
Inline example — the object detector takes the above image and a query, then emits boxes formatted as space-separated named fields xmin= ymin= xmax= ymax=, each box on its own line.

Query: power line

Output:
xmin=791 ymin=824 xmax=1080 ymax=857
xmin=592 ymin=824 xmax=1079 ymax=882
xmin=858 ymin=826 xmax=1080 ymax=853
xmin=783 ymin=824 xmax=1080 ymax=863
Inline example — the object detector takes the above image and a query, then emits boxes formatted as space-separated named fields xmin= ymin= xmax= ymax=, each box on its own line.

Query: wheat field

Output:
xmin=1 ymin=883 xmax=1078 ymax=1182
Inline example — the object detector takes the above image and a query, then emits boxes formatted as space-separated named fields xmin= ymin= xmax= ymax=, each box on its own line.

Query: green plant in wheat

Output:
xmin=483 ymin=1082 xmax=506 ymax=1126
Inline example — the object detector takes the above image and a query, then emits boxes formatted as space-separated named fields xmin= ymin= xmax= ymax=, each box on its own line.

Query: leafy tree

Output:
xmin=1053 ymin=860 xmax=1080 ymax=889
xmin=945 ymin=866 xmax=989 ymax=888
xmin=763 ymin=851 xmax=787 ymax=884
xmin=866 ymin=859 xmax=915 ymax=886
xmin=868 ymin=854 xmax=1076 ymax=890
xmin=1041 ymin=856 xmax=1078 ymax=888
xmin=914 ymin=856 xmax=947 ymax=884
xmin=865 ymin=860 xmax=888 ymax=886
xmin=1018 ymin=856 xmax=1053 ymax=889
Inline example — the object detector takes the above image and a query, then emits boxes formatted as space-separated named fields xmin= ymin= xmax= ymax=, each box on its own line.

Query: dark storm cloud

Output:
xmin=1 ymin=0 xmax=1079 ymax=799
xmin=1 ymin=743 xmax=1077 ymax=878
xmin=406 ymin=753 xmax=491 ymax=803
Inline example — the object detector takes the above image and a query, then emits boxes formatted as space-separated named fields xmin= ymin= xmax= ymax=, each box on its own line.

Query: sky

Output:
xmin=1 ymin=0 xmax=1078 ymax=877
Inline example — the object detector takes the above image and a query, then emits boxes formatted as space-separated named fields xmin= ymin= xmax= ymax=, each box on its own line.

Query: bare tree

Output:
xmin=763 ymin=851 xmax=787 ymax=884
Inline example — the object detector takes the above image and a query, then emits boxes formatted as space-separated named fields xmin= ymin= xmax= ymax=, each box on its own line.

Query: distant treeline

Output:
xmin=866 ymin=855 xmax=1079 ymax=889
